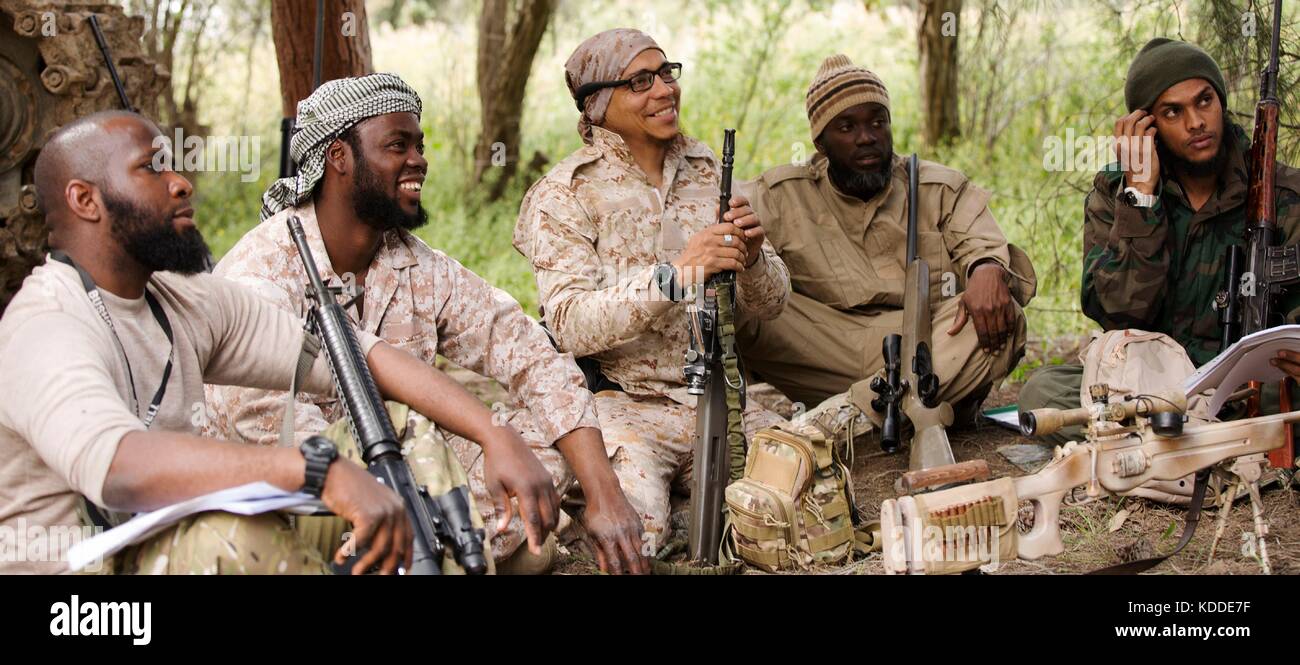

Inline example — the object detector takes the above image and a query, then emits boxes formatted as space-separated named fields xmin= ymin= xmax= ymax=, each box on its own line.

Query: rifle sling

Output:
xmin=280 ymin=329 xmax=323 ymax=447
xmin=1086 ymin=468 xmax=1211 ymax=575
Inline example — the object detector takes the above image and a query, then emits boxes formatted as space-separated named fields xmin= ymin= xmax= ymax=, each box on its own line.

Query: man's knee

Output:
xmin=1019 ymin=364 xmax=1084 ymax=412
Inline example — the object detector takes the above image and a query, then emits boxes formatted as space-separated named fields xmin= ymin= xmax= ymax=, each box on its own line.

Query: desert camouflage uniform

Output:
xmin=1021 ymin=123 xmax=1300 ymax=423
xmin=514 ymin=125 xmax=792 ymax=543
xmin=204 ymin=203 xmax=599 ymax=561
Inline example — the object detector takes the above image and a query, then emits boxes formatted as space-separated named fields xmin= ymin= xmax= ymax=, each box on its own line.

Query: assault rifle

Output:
xmin=287 ymin=216 xmax=487 ymax=575
xmin=881 ymin=390 xmax=1293 ymax=574
xmin=684 ymin=129 xmax=744 ymax=564
xmin=1214 ymin=0 xmax=1298 ymax=469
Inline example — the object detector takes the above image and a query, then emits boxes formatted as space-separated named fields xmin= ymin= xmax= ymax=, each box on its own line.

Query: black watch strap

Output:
xmin=299 ymin=436 xmax=338 ymax=498
xmin=654 ymin=263 xmax=681 ymax=302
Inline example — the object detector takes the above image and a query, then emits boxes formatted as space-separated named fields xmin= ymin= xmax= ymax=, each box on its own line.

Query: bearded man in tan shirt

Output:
xmin=0 ymin=111 xmax=559 ymax=574
xmin=740 ymin=55 xmax=1038 ymax=438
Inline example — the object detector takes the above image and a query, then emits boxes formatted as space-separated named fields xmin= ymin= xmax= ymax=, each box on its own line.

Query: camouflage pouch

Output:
xmin=725 ymin=423 xmax=855 ymax=571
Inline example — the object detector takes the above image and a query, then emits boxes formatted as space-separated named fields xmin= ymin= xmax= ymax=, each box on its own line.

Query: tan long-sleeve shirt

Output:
xmin=0 ymin=259 xmax=360 ymax=573
xmin=747 ymin=153 xmax=1036 ymax=311
xmin=514 ymin=126 xmax=791 ymax=399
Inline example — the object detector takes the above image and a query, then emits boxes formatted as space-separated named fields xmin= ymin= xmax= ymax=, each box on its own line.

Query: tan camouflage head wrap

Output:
xmin=564 ymin=28 xmax=663 ymax=144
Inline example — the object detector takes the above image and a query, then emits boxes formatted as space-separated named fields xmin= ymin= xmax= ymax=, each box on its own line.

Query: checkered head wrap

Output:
xmin=260 ymin=72 xmax=422 ymax=220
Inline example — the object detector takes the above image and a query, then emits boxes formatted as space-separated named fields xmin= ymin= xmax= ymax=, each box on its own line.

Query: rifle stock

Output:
xmin=881 ymin=407 xmax=1300 ymax=573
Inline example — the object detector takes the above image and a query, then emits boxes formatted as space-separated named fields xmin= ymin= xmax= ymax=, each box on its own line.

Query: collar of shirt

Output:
xmin=811 ymin=151 xmax=905 ymax=240
xmin=588 ymin=125 xmax=714 ymax=193
xmin=290 ymin=200 xmax=420 ymax=333
xmin=1161 ymin=123 xmax=1251 ymax=226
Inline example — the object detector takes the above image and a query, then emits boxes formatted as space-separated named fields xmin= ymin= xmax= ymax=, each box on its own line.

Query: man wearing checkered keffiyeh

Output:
xmin=213 ymin=73 xmax=650 ymax=574
xmin=260 ymin=73 xmax=423 ymax=220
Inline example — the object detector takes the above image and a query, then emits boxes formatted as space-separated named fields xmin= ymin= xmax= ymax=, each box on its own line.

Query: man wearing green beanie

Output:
xmin=1020 ymin=38 xmax=1300 ymax=445
xmin=737 ymin=54 xmax=1037 ymax=445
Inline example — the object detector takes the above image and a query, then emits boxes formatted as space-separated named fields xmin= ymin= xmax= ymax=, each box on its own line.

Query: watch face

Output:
xmin=303 ymin=436 xmax=335 ymax=457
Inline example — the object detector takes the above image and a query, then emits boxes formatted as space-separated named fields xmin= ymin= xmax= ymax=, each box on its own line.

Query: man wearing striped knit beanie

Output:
xmin=738 ymin=54 xmax=1037 ymax=445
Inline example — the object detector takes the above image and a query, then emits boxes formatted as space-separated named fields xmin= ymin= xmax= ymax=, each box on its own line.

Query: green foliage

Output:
xmin=186 ymin=0 xmax=1289 ymax=342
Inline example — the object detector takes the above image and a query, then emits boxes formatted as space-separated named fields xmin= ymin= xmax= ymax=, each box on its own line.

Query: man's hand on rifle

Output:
xmin=1114 ymin=109 xmax=1161 ymax=194
xmin=723 ymin=194 xmax=765 ymax=268
xmin=673 ymin=194 xmax=766 ymax=283
xmin=321 ymin=460 xmax=414 ymax=575
xmin=947 ymin=261 xmax=1016 ymax=352
xmin=673 ymin=223 xmax=749 ymax=284
xmin=481 ymin=429 xmax=563 ymax=555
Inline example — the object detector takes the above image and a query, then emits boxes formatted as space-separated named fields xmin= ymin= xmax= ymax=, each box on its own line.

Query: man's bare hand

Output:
xmin=581 ymin=485 xmax=649 ymax=575
xmin=947 ymin=262 xmax=1017 ymax=352
xmin=1270 ymin=350 xmax=1300 ymax=381
xmin=673 ymin=223 xmax=748 ymax=284
xmin=723 ymin=194 xmax=765 ymax=268
xmin=482 ymin=430 xmax=561 ymax=555
xmin=321 ymin=461 xmax=413 ymax=575
xmin=1114 ymin=109 xmax=1161 ymax=194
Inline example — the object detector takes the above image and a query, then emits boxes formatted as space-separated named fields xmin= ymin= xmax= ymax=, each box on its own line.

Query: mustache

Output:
xmin=852 ymin=148 xmax=887 ymax=161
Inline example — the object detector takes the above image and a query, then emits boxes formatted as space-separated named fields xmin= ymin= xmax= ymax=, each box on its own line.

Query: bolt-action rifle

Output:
xmin=869 ymin=154 xmax=958 ymax=476
xmin=882 ymin=390 xmax=1294 ymax=574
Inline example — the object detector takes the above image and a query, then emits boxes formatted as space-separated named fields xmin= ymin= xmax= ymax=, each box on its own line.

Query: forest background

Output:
xmin=129 ymin=0 xmax=1299 ymax=377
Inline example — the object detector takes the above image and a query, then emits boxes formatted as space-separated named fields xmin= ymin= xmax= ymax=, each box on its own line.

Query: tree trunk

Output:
xmin=918 ymin=0 xmax=962 ymax=146
xmin=474 ymin=0 xmax=555 ymax=201
xmin=270 ymin=0 xmax=373 ymax=118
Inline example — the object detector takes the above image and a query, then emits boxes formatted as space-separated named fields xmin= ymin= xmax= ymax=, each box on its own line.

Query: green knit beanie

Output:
xmin=1125 ymin=38 xmax=1228 ymax=112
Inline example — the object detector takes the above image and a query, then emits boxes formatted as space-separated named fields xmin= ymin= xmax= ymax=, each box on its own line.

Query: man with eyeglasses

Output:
xmin=513 ymin=29 xmax=792 ymax=548
xmin=737 ymin=55 xmax=1037 ymax=447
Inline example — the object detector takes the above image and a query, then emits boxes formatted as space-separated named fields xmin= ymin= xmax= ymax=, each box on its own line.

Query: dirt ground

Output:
xmin=441 ymin=349 xmax=1300 ymax=576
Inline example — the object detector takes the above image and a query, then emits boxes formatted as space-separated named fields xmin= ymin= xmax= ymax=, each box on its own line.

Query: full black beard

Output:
xmin=352 ymin=149 xmax=427 ymax=232
xmin=1160 ymin=131 xmax=1232 ymax=181
xmin=103 ymin=190 xmax=210 ymax=275
xmin=827 ymin=154 xmax=894 ymax=200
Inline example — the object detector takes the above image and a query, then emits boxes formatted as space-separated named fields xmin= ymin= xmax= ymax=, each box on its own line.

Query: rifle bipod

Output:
xmin=1207 ymin=456 xmax=1274 ymax=574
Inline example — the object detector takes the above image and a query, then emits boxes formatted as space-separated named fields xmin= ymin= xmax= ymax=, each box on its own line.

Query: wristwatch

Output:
xmin=1120 ymin=186 xmax=1158 ymax=209
xmin=299 ymin=435 xmax=338 ymax=498
xmin=653 ymin=262 xmax=681 ymax=302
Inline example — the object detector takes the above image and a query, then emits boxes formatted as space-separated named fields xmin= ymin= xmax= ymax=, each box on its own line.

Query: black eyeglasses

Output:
xmin=574 ymin=62 xmax=683 ymax=111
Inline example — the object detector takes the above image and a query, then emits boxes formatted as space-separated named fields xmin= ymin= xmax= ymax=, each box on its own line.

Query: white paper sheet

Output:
xmin=1183 ymin=324 xmax=1300 ymax=415
xmin=66 ymin=482 xmax=324 ymax=572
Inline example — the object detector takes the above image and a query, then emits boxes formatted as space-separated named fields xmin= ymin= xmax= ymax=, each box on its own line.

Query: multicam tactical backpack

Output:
xmin=725 ymin=422 xmax=857 ymax=571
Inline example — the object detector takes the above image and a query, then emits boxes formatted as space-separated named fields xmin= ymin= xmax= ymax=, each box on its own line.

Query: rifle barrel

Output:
xmin=1269 ymin=0 xmax=1283 ymax=91
xmin=906 ymin=154 xmax=919 ymax=263
xmin=88 ymin=15 xmax=135 ymax=113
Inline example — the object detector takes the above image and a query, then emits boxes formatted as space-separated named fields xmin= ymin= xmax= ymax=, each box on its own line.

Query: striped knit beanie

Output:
xmin=806 ymin=54 xmax=890 ymax=142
